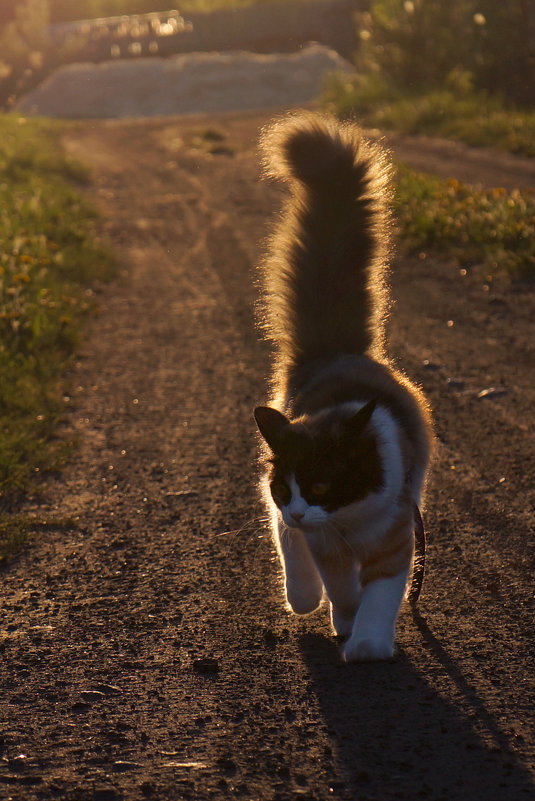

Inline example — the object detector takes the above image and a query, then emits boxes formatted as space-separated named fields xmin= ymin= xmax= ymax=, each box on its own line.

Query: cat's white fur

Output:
xmin=266 ymin=402 xmax=415 ymax=661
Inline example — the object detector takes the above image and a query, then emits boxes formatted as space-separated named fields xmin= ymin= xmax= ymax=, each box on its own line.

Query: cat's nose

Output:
xmin=291 ymin=512 xmax=304 ymax=523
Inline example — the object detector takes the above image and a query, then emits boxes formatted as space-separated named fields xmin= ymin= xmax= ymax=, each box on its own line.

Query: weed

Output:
xmin=0 ymin=513 xmax=30 ymax=563
xmin=0 ymin=115 xmax=115 ymax=557
xmin=394 ymin=166 xmax=535 ymax=276
xmin=322 ymin=75 xmax=535 ymax=158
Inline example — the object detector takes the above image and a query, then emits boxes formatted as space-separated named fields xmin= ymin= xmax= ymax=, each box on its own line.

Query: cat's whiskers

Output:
xmin=214 ymin=516 xmax=270 ymax=539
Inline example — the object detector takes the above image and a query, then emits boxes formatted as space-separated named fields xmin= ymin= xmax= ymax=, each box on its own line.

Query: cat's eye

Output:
xmin=311 ymin=482 xmax=330 ymax=497
xmin=270 ymin=481 xmax=290 ymax=505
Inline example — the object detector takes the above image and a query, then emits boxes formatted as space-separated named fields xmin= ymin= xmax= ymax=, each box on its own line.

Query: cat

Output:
xmin=254 ymin=112 xmax=433 ymax=662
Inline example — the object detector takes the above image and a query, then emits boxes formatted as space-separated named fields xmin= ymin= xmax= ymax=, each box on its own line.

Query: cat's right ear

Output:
xmin=254 ymin=406 xmax=290 ymax=453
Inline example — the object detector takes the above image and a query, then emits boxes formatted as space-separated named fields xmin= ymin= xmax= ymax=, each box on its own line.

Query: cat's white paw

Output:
xmin=343 ymin=634 xmax=394 ymax=662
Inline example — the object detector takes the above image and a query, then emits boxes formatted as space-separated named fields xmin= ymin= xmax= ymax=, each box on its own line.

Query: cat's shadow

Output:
xmin=298 ymin=611 xmax=533 ymax=800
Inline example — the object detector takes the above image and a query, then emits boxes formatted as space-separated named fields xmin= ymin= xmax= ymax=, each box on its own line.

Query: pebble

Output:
xmin=7 ymin=755 xmax=28 ymax=772
xmin=113 ymin=760 xmax=141 ymax=772
xmin=217 ymin=756 xmax=237 ymax=775
xmin=93 ymin=683 xmax=122 ymax=695
xmin=422 ymin=360 xmax=442 ymax=371
xmin=164 ymin=491 xmax=199 ymax=500
xmin=476 ymin=387 xmax=509 ymax=399
xmin=71 ymin=701 xmax=90 ymax=711
xmin=192 ymin=657 xmax=219 ymax=675
xmin=81 ymin=690 xmax=106 ymax=702
xmin=263 ymin=629 xmax=277 ymax=647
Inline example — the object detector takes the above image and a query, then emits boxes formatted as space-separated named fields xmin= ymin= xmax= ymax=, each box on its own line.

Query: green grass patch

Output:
xmin=0 ymin=114 xmax=115 ymax=557
xmin=322 ymin=75 xmax=535 ymax=158
xmin=0 ymin=513 xmax=30 ymax=564
xmin=394 ymin=166 xmax=535 ymax=277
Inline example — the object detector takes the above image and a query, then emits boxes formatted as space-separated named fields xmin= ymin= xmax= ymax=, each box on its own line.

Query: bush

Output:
xmin=357 ymin=0 xmax=535 ymax=107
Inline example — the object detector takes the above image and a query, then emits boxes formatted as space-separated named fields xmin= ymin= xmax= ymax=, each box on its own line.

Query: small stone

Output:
xmin=193 ymin=657 xmax=219 ymax=674
xmin=164 ymin=491 xmax=199 ymax=500
xmin=8 ymin=755 xmax=28 ymax=772
xmin=71 ymin=701 xmax=90 ymax=711
xmin=113 ymin=761 xmax=141 ymax=772
xmin=476 ymin=387 xmax=509 ymax=399
xmin=216 ymin=756 xmax=237 ymax=775
xmin=93 ymin=683 xmax=122 ymax=695
xmin=81 ymin=690 xmax=106 ymax=702
xmin=422 ymin=360 xmax=442 ymax=371
xmin=263 ymin=629 xmax=277 ymax=646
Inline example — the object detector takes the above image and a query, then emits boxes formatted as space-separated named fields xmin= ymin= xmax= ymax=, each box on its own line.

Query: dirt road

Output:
xmin=1 ymin=110 xmax=534 ymax=801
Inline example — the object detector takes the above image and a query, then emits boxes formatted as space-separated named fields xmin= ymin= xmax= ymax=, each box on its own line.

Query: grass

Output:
xmin=394 ymin=166 xmax=535 ymax=277
xmin=0 ymin=114 xmax=115 ymax=561
xmin=322 ymin=75 xmax=535 ymax=158
xmin=0 ymin=514 xmax=30 ymax=563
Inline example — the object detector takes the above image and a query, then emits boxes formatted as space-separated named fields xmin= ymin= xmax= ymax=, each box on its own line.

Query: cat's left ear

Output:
xmin=254 ymin=406 xmax=290 ymax=453
xmin=344 ymin=399 xmax=377 ymax=438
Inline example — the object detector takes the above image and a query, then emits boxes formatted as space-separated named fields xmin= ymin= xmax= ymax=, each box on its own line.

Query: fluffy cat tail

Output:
xmin=260 ymin=112 xmax=392 ymax=368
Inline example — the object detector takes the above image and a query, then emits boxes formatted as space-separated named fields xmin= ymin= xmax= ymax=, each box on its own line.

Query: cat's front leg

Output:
xmin=343 ymin=514 xmax=413 ymax=662
xmin=343 ymin=568 xmax=409 ymax=662
xmin=276 ymin=517 xmax=324 ymax=615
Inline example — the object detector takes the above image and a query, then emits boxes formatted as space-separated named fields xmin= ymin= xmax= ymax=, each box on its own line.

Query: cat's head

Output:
xmin=254 ymin=400 xmax=383 ymax=531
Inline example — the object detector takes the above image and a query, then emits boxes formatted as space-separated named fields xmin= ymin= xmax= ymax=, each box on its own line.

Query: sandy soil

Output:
xmin=1 ymin=109 xmax=534 ymax=801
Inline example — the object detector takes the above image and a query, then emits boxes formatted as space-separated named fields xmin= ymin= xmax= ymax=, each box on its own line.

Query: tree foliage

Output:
xmin=0 ymin=0 xmax=51 ymax=96
xmin=358 ymin=0 xmax=534 ymax=106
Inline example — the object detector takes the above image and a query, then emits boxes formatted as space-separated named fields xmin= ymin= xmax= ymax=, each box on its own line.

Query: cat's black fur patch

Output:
xmin=267 ymin=408 xmax=384 ymax=512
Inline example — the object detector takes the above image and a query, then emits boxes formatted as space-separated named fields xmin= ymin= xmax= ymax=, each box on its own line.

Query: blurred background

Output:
xmin=0 ymin=0 xmax=361 ymax=114
xmin=1 ymin=1 xmax=533 ymax=117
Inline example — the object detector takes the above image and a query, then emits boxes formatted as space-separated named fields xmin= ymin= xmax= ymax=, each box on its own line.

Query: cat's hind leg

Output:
xmin=276 ymin=517 xmax=324 ymax=615
xmin=314 ymin=559 xmax=361 ymax=638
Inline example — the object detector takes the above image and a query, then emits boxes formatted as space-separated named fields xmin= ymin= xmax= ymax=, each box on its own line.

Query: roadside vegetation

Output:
xmin=394 ymin=167 xmax=535 ymax=277
xmin=0 ymin=115 xmax=115 ymax=560
xmin=323 ymin=77 xmax=535 ymax=159
xmin=323 ymin=0 xmax=535 ymax=158
xmin=320 ymin=0 xmax=535 ymax=275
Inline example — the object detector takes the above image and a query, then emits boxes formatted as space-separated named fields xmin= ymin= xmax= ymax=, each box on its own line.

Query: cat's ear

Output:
xmin=254 ymin=406 xmax=290 ymax=452
xmin=344 ymin=399 xmax=377 ymax=438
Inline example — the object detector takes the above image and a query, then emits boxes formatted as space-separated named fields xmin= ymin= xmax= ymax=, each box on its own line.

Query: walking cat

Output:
xmin=254 ymin=113 xmax=433 ymax=662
